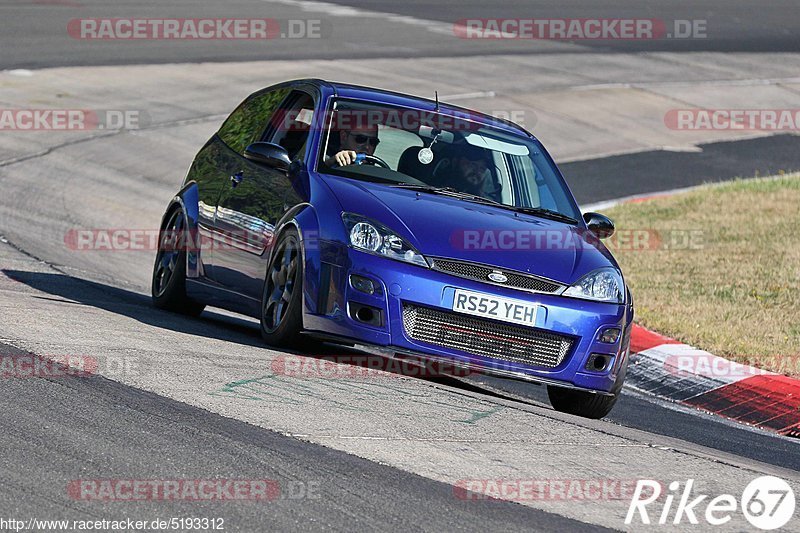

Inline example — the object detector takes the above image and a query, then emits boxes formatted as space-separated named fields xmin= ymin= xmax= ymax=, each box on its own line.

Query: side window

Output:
xmin=266 ymin=91 xmax=315 ymax=161
xmin=509 ymin=156 xmax=542 ymax=208
xmin=218 ymin=87 xmax=291 ymax=154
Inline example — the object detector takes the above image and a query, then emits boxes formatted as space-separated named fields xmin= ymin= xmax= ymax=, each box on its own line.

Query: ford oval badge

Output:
xmin=488 ymin=270 xmax=508 ymax=283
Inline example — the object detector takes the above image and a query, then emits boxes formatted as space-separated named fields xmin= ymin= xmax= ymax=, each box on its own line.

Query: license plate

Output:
xmin=452 ymin=289 xmax=538 ymax=327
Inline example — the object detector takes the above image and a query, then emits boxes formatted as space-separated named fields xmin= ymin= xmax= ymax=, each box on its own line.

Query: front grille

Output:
xmin=402 ymin=304 xmax=573 ymax=369
xmin=430 ymin=258 xmax=562 ymax=294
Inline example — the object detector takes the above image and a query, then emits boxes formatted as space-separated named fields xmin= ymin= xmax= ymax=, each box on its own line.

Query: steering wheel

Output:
xmin=361 ymin=154 xmax=390 ymax=169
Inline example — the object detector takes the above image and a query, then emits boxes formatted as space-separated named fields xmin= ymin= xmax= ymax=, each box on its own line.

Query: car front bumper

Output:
xmin=304 ymin=245 xmax=632 ymax=394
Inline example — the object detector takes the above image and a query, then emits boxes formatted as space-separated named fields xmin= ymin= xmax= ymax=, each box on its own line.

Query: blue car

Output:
xmin=152 ymin=79 xmax=634 ymax=418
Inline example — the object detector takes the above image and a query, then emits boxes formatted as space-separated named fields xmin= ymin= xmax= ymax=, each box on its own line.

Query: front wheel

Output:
xmin=548 ymin=359 xmax=627 ymax=419
xmin=260 ymin=227 xmax=304 ymax=347
xmin=547 ymin=386 xmax=620 ymax=419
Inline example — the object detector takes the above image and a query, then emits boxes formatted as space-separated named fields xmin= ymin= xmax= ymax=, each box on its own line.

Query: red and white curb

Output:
xmin=627 ymin=324 xmax=800 ymax=437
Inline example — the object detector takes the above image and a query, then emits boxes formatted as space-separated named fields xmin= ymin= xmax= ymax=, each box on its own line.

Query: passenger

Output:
xmin=434 ymin=143 xmax=498 ymax=199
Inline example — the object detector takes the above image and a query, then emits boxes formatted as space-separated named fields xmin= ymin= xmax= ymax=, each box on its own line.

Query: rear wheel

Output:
xmin=151 ymin=208 xmax=205 ymax=317
xmin=260 ymin=227 xmax=304 ymax=347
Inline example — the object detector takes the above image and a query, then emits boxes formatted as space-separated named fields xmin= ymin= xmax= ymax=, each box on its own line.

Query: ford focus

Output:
xmin=151 ymin=79 xmax=634 ymax=418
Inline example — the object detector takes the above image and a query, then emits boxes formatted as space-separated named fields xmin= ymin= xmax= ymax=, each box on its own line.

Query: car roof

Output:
xmin=288 ymin=78 xmax=534 ymax=139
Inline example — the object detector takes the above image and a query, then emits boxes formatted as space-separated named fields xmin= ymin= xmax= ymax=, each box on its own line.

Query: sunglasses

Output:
xmin=347 ymin=132 xmax=380 ymax=147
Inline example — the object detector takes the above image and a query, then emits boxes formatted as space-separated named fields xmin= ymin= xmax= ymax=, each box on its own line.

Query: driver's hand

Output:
xmin=334 ymin=150 xmax=358 ymax=166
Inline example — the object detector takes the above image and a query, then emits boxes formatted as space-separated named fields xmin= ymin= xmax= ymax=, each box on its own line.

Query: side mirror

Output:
xmin=288 ymin=159 xmax=305 ymax=179
xmin=244 ymin=142 xmax=291 ymax=172
xmin=583 ymin=212 xmax=615 ymax=239
xmin=287 ymin=160 xmax=309 ymax=199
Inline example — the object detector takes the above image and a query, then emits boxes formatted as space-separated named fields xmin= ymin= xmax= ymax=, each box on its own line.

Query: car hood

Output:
xmin=323 ymin=176 xmax=618 ymax=285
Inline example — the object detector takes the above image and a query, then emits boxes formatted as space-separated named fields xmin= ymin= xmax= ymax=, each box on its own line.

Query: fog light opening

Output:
xmin=585 ymin=354 xmax=610 ymax=372
xmin=348 ymin=303 xmax=383 ymax=327
xmin=356 ymin=307 xmax=374 ymax=323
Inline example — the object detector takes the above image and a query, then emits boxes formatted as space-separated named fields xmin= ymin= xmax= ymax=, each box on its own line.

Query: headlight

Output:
xmin=342 ymin=213 xmax=429 ymax=267
xmin=563 ymin=267 xmax=624 ymax=303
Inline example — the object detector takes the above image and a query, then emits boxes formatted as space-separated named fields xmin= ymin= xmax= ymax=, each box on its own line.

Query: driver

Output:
xmin=325 ymin=124 xmax=380 ymax=166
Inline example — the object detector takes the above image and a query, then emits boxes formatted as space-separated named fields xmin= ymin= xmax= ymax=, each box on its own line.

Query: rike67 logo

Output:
xmin=626 ymin=476 xmax=795 ymax=530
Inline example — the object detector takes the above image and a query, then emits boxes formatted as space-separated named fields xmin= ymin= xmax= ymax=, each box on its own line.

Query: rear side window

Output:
xmin=267 ymin=91 xmax=315 ymax=161
xmin=218 ymin=87 xmax=291 ymax=154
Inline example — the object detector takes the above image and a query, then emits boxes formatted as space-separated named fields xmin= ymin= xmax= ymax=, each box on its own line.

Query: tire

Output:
xmin=151 ymin=207 xmax=205 ymax=317
xmin=260 ymin=227 xmax=304 ymax=347
xmin=547 ymin=357 xmax=628 ymax=419
xmin=547 ymin=386 xmax=620 ymax=419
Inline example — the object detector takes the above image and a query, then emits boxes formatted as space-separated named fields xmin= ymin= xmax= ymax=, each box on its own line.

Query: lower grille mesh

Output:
xmin=402 ymin=304 xmax=573 ymax=369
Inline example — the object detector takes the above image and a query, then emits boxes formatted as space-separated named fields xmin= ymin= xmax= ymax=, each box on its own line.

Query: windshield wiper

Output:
xmin=390 ymin=184 xmax=578 ymax=224
xmin=511 ymin=206 xmax=578 ymax=224
xmin=390 ymin=183 xmax=461 ymax=194
xmin=464 ymin=197 xmax=578 ymax=223
xmin=390 ymin=184 xmax=498 ymax=203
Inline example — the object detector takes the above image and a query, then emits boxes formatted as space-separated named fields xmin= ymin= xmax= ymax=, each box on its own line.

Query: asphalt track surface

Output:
xmin=2 ymin=1 xmax=800 ymax=532
xmin=321 ymin=0 xmax=800 ymax=53
xmin=6 ymin=267 xmax=800 ymax=474
xmin=0 ymin=338 xmax=604 ymax=532
xmin=563 ymin=134 xmax=800 ymax=204
xmin=3 ymin=0 xmax=800 ymax=69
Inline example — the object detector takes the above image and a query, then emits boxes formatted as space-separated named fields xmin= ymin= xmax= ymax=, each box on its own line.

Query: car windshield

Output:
xmin=319 ymin=99 xmax=581 ymax=222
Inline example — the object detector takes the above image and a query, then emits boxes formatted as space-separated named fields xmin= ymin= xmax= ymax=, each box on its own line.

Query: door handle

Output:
xmin=230 ymin=171 xmax=244 ymax=187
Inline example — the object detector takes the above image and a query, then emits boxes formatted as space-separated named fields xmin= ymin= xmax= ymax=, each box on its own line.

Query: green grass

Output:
xmin=604 ymin=172 xmax=800 ymax=373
